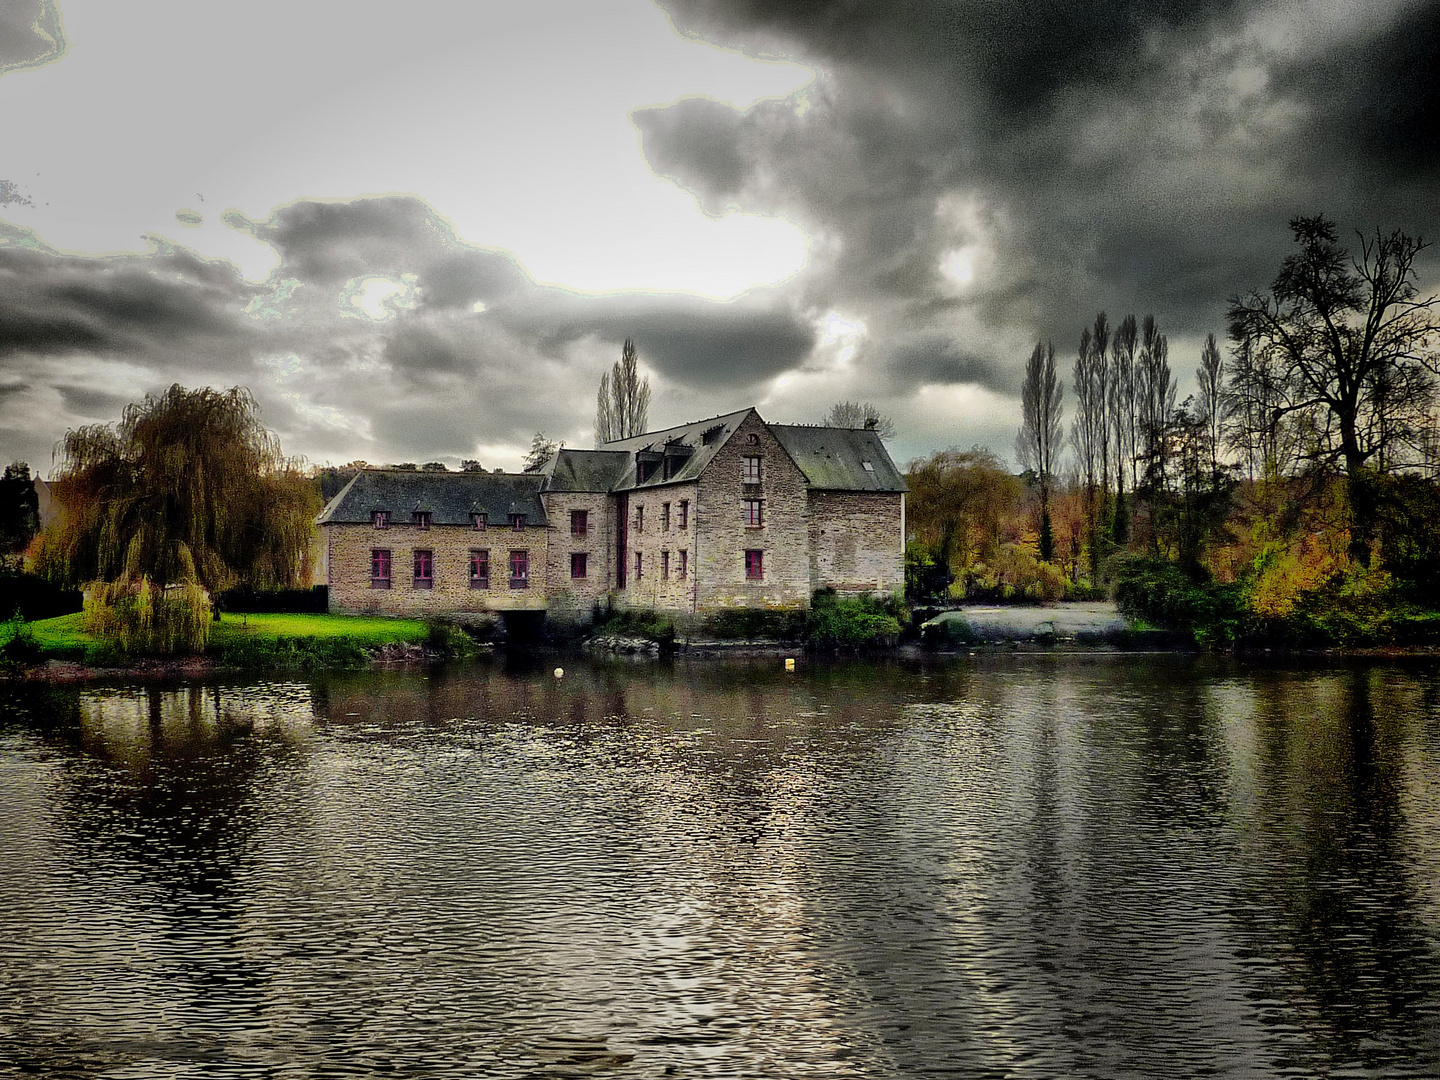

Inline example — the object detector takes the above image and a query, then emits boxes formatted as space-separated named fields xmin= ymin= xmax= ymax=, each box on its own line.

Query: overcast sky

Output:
xmin=2 ymin=0 xmax=1436 ymax=475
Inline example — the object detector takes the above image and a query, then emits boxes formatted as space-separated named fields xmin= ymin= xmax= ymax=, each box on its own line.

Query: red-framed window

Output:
xmin=679 ymin=500 xmax=689 ymax=529
xmin=471 ymin=512 xmax=487 ymax=530
xmin=372 ymin=510 xmax=390 ymax=530
xmin=744 ymin=499 xmax=763 ymax=527
xmin=678 ymin=549 xmax=688 ymax=579
xmin=571 ymin=552 xmax=588 ymax=579
xmin=469 ymin=549 xmax=489 ymax=588
xmin=509 ymin=513 xmax=526 ymax=532
xmin=370 ymin=548 xmax=391 ymax=588
xmin=571 ymin=509 xmax=588 ymax=537
xmin=413 ymin=549 xmax=433 ymax=589
xmin=742 ymin=456 xmax=762 ymax=483
xmin=412 ymin=511 xmax=431 ymax=530
xmin=509 ymin=549 xmax=529 ymax=588
xmin=745 ymin=549 xmax=763 ymax=580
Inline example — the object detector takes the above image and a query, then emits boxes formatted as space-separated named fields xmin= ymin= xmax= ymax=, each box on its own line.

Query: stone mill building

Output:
xmin=316 ymin=407 xmax=907 ymax=623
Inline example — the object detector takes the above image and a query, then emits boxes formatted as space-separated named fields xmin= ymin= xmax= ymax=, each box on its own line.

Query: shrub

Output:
xmin=701 ymin=608 xmax=807 ymax=640
xmin=0 ymin=616 xmax=41 ymax=668
xmin=83 ymin=577 xmax=212 ymax=655
xmin=1112 ymin=555 xmax=1243 ymax=647
xmin=425 ymin=618 xmax=479 ymax=658
xmin=1270 ymin=564 xmax=1397 ymax=647
xmin=963 ymin=544 xmax=1065 ymax=603
xmin=805 ymin=590 xmax=903 ymax=647
xmin=1062 ymin=579 xmax=1107 ymax=602
xmin=214 ymin=634 xmax=369 ymax=670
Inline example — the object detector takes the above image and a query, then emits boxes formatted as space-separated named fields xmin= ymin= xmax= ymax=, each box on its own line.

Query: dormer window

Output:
xmin=471 ymin=512 xmax=487 ymax=530
xmin=509 ymin=513 xmax=526 ymax=531
xmin=412 ymin=510 xmax=431 ymax=530
xmin=372 ymin=510 xmax=390 ymax=530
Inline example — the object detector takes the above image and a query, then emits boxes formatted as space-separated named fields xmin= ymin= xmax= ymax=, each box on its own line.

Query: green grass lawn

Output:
xmin=1 ymin=611 xmax=99 ymax=655
xmin=3 ymin=610 xmax=430 ymax=665
xmin=209 ymin=612 xmax=428 ymax=646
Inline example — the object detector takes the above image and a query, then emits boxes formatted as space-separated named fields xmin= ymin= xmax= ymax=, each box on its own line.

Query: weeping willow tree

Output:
xmin=37 ymin=385 xmax=319 ymax=649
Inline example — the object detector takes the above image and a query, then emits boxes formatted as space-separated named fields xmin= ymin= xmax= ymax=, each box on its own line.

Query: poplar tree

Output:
xmin=1016 ymin=340 xmax=1064 ymax=562
xmin=595 ymin=339 xmax=651 ymax=444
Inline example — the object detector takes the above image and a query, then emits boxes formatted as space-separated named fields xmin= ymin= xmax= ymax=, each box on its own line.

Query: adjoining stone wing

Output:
xmin=318 ymin=469 xmax=549 ymax=615
xmin=768 ymin=424 xmax=908 ymax=598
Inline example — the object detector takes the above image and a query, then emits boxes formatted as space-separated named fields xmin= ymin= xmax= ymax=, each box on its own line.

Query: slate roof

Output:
xmin=537 ymin=449 xmax=630 ymax=493
xmin=590 ymin=407 xmax=756 ymax=492
xmin=768 ymin=425 xmax=908 ymax=492
xmin=316 ymin=469 xmax=548 ymax=526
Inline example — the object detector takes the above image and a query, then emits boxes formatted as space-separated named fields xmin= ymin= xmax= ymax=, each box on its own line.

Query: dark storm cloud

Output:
xmin=52 ymin=384 xmax=132 ymax=419
xmin=0 ymin=242 xmax=255 ymax=359
xmin=247 ymin=198 xmax=528 ymax=306
xmin=659 ymin=0 xmax=1243 ymax=121
xmin=497 ymin=291 xmax=814 ymax=388
xmin=643 ymin=0 xmax=1440 ymax=414
xmin=0 ymin=0 xmax=66 ymax=75
xmin=890 ymin=336 xmax=1006 ymax=393
xmin=1277 ymin=1 xmax=1440 ymax=179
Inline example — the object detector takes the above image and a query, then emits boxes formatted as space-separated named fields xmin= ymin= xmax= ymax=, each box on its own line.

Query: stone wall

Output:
xmin=807 ymin=490 xmax=905 ymax=596
xmin=616 ymin=479 xmax=699 ymax=612
xmin=540 ymin=491 xmax=612 ymax=618
xmin=693 ymin=412 xmax=810 ymax=610
xmin=326 ymin=521 xmax=549 ymax=615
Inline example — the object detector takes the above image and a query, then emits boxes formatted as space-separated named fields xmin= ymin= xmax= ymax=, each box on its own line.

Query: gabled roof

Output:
xmin=591 ymin=407 xmax=755 ymax=492
xmin=538 ymin=449 xmax=630 ymax=493
xmin=768 ymin=425 xmax=908 ymax=492
xmin=316 ymin=469 xmax=548 ymax=526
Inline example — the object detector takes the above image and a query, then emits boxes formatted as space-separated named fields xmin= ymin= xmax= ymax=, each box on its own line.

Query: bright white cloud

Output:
xmin=0 ymin=0 xmax=813 ymax=299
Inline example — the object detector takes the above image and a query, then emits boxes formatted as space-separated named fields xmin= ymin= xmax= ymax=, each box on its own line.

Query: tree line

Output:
xmin=909 ymin=214 xmax=1440 ymax=641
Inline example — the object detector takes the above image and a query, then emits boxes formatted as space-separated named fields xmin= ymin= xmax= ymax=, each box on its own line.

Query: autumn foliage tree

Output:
xmin=905 ymin=448 xmax=1022 ymax=598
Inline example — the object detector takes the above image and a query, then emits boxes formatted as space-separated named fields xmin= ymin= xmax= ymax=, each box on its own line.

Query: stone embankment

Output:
xmin=920 ymin=602 xmax=1166 ymax=647
xmin=582 ymin=634 xmax=663 ymax=657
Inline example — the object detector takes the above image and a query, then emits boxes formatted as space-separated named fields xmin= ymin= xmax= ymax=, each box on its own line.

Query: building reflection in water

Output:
xmin=0 ymin=656 xmax=1437 ymax=1077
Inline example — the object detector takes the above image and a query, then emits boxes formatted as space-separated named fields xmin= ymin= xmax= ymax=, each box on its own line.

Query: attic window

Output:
xmin=509 ymin=513 xmax=527 ymax=531
xmin=413 ymin=510 xmax=431 ymax=530
xmin=372 ymin=510 xmax=390 ymax=530
xmin=471 ymin=512 xmax=487 ymax=530
xmin=862 ymin=460 xmax=875 ymax=472
xmin=746 ymin=433 xmax=760 ymax=444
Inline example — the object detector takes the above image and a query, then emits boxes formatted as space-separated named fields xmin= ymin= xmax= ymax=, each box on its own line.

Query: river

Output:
xmin=2 ymin=654 xmax=1439 ymax=1078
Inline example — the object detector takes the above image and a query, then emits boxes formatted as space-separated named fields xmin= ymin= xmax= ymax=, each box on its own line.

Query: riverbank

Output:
xmin=0 ymin=611 xmax=437 ymax=677
xmin=10 ymin=601 xmax=1432 ymax=683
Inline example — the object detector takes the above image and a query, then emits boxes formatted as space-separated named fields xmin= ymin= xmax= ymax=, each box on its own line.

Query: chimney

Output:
xmin=863 ymin=417 xmax=878 ymax=431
